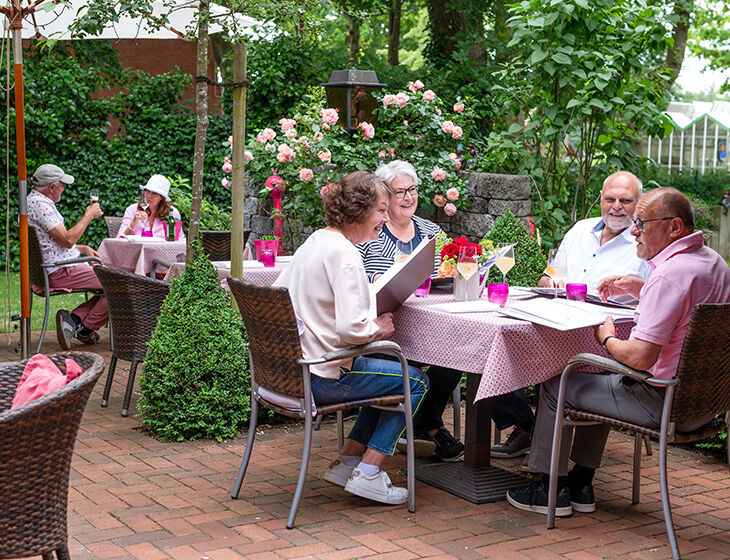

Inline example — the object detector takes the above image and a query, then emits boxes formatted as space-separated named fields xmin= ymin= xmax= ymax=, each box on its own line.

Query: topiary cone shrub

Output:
xmin=138 ymin=241 xmax=250 ymax=441
xmin=483 ymin=209 xmax=546 ymax=286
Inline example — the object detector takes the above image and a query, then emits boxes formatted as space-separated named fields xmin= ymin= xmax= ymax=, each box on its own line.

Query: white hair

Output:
xmin=374 ymin=160 xmax=421 ymax=186
xmin=601 ymin=170 xmax=643 ymax=197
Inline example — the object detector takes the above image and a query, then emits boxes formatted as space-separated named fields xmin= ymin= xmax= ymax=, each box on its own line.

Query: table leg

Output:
xmin=412 ymin=372 xmax=528 ymax=503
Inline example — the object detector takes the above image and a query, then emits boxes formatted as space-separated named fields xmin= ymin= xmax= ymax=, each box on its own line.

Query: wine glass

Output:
xmin=495 ymin=243 xmax=515 ymax=283
xmin=139 ymin=193 xmax=150 ymax=228
xmin=457 ymin=245 xmax=478 ymax=280
xmin=545 ymin=249 xmax=568 ymax=298
xmin=89 ymin=189 xmax=99 ymax=206
xmin=393 ymin=240 xmax=413 ymax=264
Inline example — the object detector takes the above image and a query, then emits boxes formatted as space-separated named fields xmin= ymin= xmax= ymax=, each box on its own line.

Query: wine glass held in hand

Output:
xmin=89 ymin=189 xmax=99 ymax=206
xmin=545 ymin=249 xmax=568 ymax=298
xmin=495 ymin=243 xmax=515 ymax=283
xmin=457 ymin=245 xmax=478 ymax=280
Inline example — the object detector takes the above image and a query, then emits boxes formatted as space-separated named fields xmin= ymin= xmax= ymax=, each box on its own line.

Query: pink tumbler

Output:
xmin=260 ymin=249 xmax=275 ymax=267
xmin=141 ymin=227 xmax=153 ymax=238
xmin=566 ymin=283 xmax=588 ymax=302
xmin=414 ymin=277 xmax=432 ymax=297
xmin=487 ymin=282 xmax=509 ymax=306
xmin=174 ymin=221 xmax=183 ymax=241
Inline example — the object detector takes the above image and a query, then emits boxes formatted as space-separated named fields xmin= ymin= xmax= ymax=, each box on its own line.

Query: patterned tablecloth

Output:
xmin=163 ymin=260 xmax=288 ymax=288
xmin=389 ymin=290 xmax=634 ymax=403
xmin=98 ymin=238 xmax=187 ymax=276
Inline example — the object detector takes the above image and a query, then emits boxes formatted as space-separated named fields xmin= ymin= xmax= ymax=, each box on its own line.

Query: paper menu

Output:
xmin=497 ymin=297 xmax=635 ymax=331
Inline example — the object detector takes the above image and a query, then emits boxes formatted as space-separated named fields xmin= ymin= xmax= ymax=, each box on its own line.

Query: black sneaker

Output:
xmin=75 ymin=329 xmax=100 ymax=345
xmin=491 ymin=426 xmax=531 ymax=458
xmin=396 ymin=431 xmax=436 ymax=458
xmin=569 ymin=483 xmax=595 ymax=513
xmin=506 ymin=479 xmax=572 ymax=517
xmin=433 ymin=427 xmax=464 ymax=462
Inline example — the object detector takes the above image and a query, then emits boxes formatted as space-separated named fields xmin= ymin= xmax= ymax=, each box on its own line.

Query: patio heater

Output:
xmin=321 ymin=68 xmax=386 ymax=131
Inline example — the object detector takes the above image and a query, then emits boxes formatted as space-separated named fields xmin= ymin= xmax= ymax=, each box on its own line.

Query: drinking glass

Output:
xmin=487 ymin=282 xmax=509 ymax=306
xmin=566 ymin=283 xmax=587 ymax=302
xmin=89 ymin=189 xmax=99 ymax=205
xmin=546 ymin=249 xmax=568 ymax=298
xmin=260 ymin=249 xmax=275 ymax=267
xmin=393 ymin=240 xmax=413 ymax=264
xmin=414 ymin=277 xmax=432 ymax=297
xmin=457 ymin=245 xmax=478 ymax=280
xmin=495 ymin=243 xmax=515 ymax=283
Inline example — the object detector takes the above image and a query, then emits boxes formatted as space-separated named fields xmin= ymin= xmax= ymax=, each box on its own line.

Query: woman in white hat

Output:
xmin=117 ymin=174 xmax=184 ymax=239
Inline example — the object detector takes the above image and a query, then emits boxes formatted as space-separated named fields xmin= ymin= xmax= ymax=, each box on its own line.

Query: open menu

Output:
xmin=370 ymin=236 xmax=436 ymax=315
xmin=530 ymin=287 xmax=638 ymax=309
xmin=497 ymin=298 xmax=635 ymax=331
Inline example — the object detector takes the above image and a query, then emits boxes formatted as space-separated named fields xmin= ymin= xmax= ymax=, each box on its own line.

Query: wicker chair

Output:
xmin=103 ymin=216 xmax=124 ymax=238
xmin=227 ymin=278 xmax=416 ymax=529
xmin=200 ymin=229 xmax=251 ymax=261
xmin=28 ymin=227 xmax=102 ymax=354
xmin=547 ymin=303 xmax=730 ymax=560
xmin=0 ymin=351 xmax=104 ymax=560
xmin=93 ymin=266 xmax=169 ymax=417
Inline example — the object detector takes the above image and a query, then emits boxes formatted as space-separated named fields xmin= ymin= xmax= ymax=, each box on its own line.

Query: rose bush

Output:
xmin=223 ymin=83 xmax=475 ymax=247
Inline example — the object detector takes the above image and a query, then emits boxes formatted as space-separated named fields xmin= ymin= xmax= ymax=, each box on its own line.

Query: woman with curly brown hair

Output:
xmin=118 ymin=174 xmax=184 ymax=238
xmin=273 ymin=170 xmax=428 ymax=506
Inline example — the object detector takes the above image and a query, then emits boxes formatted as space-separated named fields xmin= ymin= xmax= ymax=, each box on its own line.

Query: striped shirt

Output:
xmin=358 ymin=215 xmax=442 ymax=282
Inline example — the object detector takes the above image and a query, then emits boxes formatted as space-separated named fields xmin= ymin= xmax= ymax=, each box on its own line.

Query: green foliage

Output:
xmin=169 ymin=176 xmax=231 ymax=230
xmin=139 ymin=241 xmax=250 ymax=441
xmin=688 ymin=196 xmax=718 ymax=231
xmin=482 ymin=209 xmax=546 ymax=287
xmin=639 ymin=166 xmax=729 ymax=206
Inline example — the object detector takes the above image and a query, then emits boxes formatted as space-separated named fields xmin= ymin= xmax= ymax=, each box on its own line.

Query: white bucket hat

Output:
xmin=140 ymin=174 xmax=171 ymax=201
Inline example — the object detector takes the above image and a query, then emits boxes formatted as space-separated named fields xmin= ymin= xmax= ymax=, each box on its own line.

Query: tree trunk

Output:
xmin=187 ymin=0 xmax=209 ymax=262
xmin=230 ymin=41 xmax=247 ymax=291
xmin=343 ymin=9 xmax=361 ymax=66
xmin=387 ymin=0 xmax=401 ymax=66
xmin=493 ymin=0 xmax=512 ymax=65
xmin=427 ymin=0 xmax=485 ymax=64
xmin=661 ymin=1 xmax=692 ymax=89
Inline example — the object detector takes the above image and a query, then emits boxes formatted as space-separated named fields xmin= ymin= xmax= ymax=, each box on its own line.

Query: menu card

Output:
xmin=497 ymin=298 xmax=635 ymax=331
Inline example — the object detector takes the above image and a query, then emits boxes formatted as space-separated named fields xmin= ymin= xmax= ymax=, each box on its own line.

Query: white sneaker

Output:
xmin=323 ymin=457 xmax=354 ymax=487
xmin=344 ymin=468 xmax=408 ymax=505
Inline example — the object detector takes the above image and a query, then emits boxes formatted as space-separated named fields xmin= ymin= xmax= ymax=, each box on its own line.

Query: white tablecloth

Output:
xmin=98 ymin=238 xmax=186 ymax=276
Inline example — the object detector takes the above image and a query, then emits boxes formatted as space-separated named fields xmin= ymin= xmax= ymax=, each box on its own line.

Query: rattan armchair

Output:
xmin=28 ymin=227 xmax=103 ymax=354
xmin=103 ymin=216 xmax=123 ymax=238
xmin=0 ymin=351 xmax=104 ymax=560
xmin=227 ymin=278 xmax=415 ymax=529
xmin=547 ymin=303 xmax=730 ymax=560
xmin=199 ymin=230 xmax=251 ymax=261
xmin=93 ymin=266 xmax=169 ymax=417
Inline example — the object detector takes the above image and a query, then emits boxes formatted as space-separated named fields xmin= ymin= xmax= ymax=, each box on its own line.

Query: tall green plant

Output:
xmin=139 ymin=241 xmax=250 ymax=441
xmin=483 ymin=209 xmax=545 ymax=287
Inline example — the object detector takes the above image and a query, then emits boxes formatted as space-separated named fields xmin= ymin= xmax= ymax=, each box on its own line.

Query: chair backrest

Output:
xmin=104 ymin=216 xmax=124 ymax=238
xmin=93 ymin=266 xmax=170 ymax=361
xmin=27 ymin=227 xmax=46 ymax=287
xmin=670 ymin=303 xmax=730 ymax=424
xmin=199 ymin=230 xmax=251 ymax=261
xmin=0 ymin=351 xmax=104 ymax=558
xmin=227 ymin=277 xmax=305 ymax=398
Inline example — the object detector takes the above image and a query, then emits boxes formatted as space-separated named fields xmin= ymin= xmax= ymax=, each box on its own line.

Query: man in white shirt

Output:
xmin=27 ymin=163 xmax=107 ymax=349
xmin=492 ymin=171 xmax=651 ymax=461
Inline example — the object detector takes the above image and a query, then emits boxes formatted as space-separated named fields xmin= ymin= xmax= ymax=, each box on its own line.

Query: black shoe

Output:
xmin=491 ymin=426 xmax=532 ymax=458
xmin=55 ymin=310 xmax=76 ymax=350
xmin=506 ymin=479 xmax=572 ymax=517
xmin=75 ymin=328 xmax=100 ymax=345
xmin=569 ymin=483 xmax=595 ymax=513
xmin=433 ymin=427 xmax=464 ymax=462
xmin=396 ymin=430 xmax=436 ymax=458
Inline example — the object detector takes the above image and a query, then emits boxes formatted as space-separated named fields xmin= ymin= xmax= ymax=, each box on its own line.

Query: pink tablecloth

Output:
xmin=163 ymin=260 xmax=288 ymax=288
xmin=98 ymin=238 xmax=187 ymax=276
xmin=389 ymin=291 xmax=633 ymax=403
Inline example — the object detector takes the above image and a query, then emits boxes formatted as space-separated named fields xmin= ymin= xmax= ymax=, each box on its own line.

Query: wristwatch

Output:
xmin=601 ymin=335 xmax=615 ymax=351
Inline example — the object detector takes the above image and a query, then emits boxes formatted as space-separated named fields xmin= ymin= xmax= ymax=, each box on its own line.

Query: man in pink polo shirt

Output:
xmin=507 ymin=187 xmax=730 ymax=518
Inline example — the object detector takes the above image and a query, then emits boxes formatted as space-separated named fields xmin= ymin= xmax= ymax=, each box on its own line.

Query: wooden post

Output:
xmin=711 ymin=206 xmax=729 ymax=261
xmin=230 ymin=42 xmax=247 ymax=292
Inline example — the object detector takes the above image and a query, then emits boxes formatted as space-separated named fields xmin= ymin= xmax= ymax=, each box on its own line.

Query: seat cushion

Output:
xmin=11 ymin=354 xmax=83 ymax=408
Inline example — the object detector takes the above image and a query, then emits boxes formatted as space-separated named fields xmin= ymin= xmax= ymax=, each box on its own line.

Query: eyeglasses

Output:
xmin=632 ymin=216 xmax=677 ymax=232
xmin=393 ymin=186 xmax=418 ymax=199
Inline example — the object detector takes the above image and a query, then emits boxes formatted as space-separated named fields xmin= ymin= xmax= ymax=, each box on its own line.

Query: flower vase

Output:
xmin=453 ymin=272 xmax=480 ymax=301
xmin=255 ymin=239 xmax=280 ymax=262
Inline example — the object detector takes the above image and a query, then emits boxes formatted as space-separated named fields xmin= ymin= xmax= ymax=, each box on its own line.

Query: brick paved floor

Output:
xmin=2 ymin=329 xmax=730 ymax=559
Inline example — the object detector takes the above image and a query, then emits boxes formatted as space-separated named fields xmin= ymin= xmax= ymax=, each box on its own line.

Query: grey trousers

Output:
xmin=528 ymin=371 xmax=665 ymax=476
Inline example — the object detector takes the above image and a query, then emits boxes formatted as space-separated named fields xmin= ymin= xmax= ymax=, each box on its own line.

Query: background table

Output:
xmin=390 ymin=288 xmax=633 ymax=502
xmin=163 ymin=260 xmax=288 ymax=288
xmin=98 ymin=238 xmax=186 ymax=276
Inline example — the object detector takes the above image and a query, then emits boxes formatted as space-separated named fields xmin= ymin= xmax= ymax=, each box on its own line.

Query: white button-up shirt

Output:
xmin=558 ymin=216 xmax=651 ymax=295
xmin=27 ymin=189 xmax=81 ymax=274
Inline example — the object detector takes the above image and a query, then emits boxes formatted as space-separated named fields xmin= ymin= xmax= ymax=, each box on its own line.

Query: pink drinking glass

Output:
xmin=141 ymin=227 xmax=153 ymax=238
xmin=414 ymin=277 xmax=432 ymax=297
xmin=260 ymin=249 xmax=275 ymax=267
xmin=566 ymin=283 xmax=588 ymax=302
xmin=487 ymin=282 xmax=509 ymax=306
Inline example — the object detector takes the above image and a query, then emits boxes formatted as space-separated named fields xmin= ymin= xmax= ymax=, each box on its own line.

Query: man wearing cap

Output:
xmin=118 ymin=174 xmax=184 ymax=238
xmin=27 ymin=163 xmax=107 ymax=349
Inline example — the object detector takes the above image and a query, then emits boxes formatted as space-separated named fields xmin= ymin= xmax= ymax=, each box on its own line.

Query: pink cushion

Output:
xmin=11 ymin=354 xmax=83 ymax=409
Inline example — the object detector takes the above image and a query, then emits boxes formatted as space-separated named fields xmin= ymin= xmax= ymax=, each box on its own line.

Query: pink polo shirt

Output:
xmin=630 ymin=231 xmax=730 ymax=379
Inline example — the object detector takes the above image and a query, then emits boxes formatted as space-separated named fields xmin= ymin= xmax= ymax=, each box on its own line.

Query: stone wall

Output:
xmin=243 ymin=172 xmax=532 ymax=250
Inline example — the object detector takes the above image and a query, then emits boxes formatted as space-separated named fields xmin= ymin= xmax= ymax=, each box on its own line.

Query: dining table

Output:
xmin=388 ymin=287 xmax=633 ymax=503
xmin=163 ymin=258 xmax=290 ymax=288
xmin=97 ymin=237 xmax=187 ymax=276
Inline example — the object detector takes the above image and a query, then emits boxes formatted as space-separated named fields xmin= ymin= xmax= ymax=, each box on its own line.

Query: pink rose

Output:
xmin=408 ymin=79 xmax=424 ymax=92
xmin=299 ymin=168 xmax=314 ymax=183
xmin=435 ymin=108 xmax=442 ymax=115
xmin=276 ymin=144 xmax=295 ymax=163
xmin=320 ymin=185 xmax=329 ymax=197
xmin=453 ymin=103 xmax=465 ymax=112
xmin=313 ymin=132 xmax=324 ymax=142
xmin=441 ymin=120 xmax=455 ymax=134
xmin=285 ymin=128 xmax=297 ymax=139
xmin=422 ymin=90 xmax=435 ymax=102
xmin=452 ymin=126 xmax=463 ymax=139
xmin=256 ymin=133 xmax=266 ymax=144
xmin=444 ymin=203 xmax=457 ymax=216
xmin=446 ymin=187 xmax=459 ymax=201
xmin=265 ymin=143 xmax=275 ymax=152
xmin=321 ymin=108 xmax=339 ymax=126
xmin=395 ymin=92 xmax=409 ymax=108
xmin=433 ymin=194 xmax=446 ymax=207
xmin=279 ymin=118 xmax=296 ymax=132
xmin=221 ymin=177 xmax=230 ymax=189
xmin=222 ymin=161 xmax=233 ymax=173
xmin=453 ymin=160 xmax=462 ymax=170
xmin=378 ymin=150 xmax=387 ymax=159
xmin=449 ymin=152 xmax=457 ymax=161
xmin=359 ymin=121 xmax=375 ymax=139
xmin=262 ymin=127 xmax=276 ymax=141
xmin=244 ymin=150 xmax=254 ymax=161
xmin=387 ymin=147 xmax=395 ymax=158
xmin=317 ymin=149 xmax=332 ymax=163
xmin=227 ymin=135 xmax=233 ymax=145
xmin=383 ymin=94 xmax=396 ymax=107
xmin=431 ymin=166 xmax=447 ymax=181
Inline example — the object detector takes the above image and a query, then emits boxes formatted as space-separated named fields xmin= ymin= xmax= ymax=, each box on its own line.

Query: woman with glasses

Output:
xmin=358 ymin=160 xmax=464 ymax=463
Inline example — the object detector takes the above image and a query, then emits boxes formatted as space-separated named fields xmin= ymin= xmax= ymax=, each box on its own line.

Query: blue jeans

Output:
xmin=310 ymin=356 xmax=428 ymax=456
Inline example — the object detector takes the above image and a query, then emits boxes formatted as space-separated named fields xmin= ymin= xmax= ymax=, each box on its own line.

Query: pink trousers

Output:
xmin=48 ymin=264 xmax=108 ymax=331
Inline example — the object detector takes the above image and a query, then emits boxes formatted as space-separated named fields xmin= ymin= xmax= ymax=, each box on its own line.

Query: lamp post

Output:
xmin=321 ymin=68 xmax=386 ymax=131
